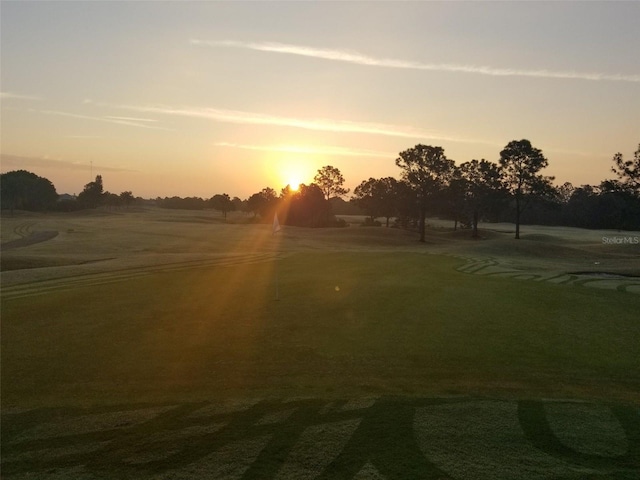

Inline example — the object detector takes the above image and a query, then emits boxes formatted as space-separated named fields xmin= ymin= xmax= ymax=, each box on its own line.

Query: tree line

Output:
xmin=2 ymin=140 xmax=639 ymax=238
xmin=234 ymin=140 xmax=639 ymax=238
xmin=0 ymin=171 xmax=136 ymax=214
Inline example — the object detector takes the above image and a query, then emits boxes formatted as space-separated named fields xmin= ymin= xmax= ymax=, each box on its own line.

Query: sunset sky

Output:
xmin=1 ymin=1 xmax=638 ymax=199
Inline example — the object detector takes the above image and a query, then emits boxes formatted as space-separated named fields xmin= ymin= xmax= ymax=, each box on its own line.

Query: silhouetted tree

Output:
xmin=444 ymin=171 xmax=467 ymax=231
xmin=247 ymin=187 xmax=278 ymax=219
xmin=314 ymin=165 xmax=349 ymax=201
xmin=556 ymin=182 xmax=575 ymax=204
xmin=284 ymin=183 xmax=334 ymax=227
xmin=352 ymin=177 xmax=400 ymax=227
xmin=332 ymin=197 xmax=364 ymax=216
xmin=104 ymin=192 xmax=121 ymax=210
xmin=395 ymin=145 xmax=455 ymax=242
xmin=607 ymin=143 xmax=640 ymax=197
xmin=0 ymin=170 xmax=58 ymax=214
xmin=499 ymin=140 xmax=554 ymax=239
xmin=157 ymin=196 xmax=207 ymax=210
xmin=77 ymin=175 xmax=104 ymax=209
xmin=210 ymin=193 xmax=233 ymax=219
xmin=119 ymin=191 xmax=135 ymax=208
xmin=458 ymin=159 xmax=505 ymax=238
xmin=231 ymin=196 xmax=245 ymax=213
xmin=393 ymin=180 xmax=419 ymax=229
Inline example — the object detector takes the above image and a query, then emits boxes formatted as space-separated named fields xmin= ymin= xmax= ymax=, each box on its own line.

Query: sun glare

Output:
xmin=264 ymin=153 xmax=316 ymax=193
xmin=288 ymin=179 xmax=301 ymax=191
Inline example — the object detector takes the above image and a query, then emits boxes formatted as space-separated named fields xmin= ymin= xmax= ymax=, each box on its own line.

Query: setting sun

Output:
xmin=288 ymin=179 xmax=301 ymax=191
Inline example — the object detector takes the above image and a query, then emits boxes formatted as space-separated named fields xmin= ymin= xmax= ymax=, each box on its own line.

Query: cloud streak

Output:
xmin=0 ymin=154 xmax=135 ymax=173
xmin=215 ymin=142 xmax=393 ymax=158
xmin=39 ymin=110 xmax=169 ymax=130
xmin=117 ymin=103 xmax=492 ymax=145
xmin=192 ymin=39 xmax=640 ymax=83
xmin=1 ymin=91 xmax=42 ymax=101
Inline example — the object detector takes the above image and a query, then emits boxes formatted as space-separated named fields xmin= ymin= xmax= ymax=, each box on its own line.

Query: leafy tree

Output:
xmin=395 ymin=144 xmax=455 ymax=242
xmin=77 ymin=175 xmax=104 ymax=209
xmin=352 ymin=177 xmax=400 ymax=227
xmin=210 ymin=193 xmax=234 ymax=219
xmin=499 ymin=140 xmax=554 ymax=239
xmin=314 ymin=165 xmax=349 ymax=201
xmin=457 ymin=159 xmax=505 ymax=238
xmin=0 ymin=170 xmax=58 ymax=214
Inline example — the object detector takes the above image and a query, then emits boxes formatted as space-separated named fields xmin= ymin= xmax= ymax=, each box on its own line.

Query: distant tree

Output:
xmin=247 ymin=187 xmax=278 ymax=219
xmin=395 ymin=144 xmax=455 ymax=242
xmin=314 ymin=165 xmax=349 ymax=201
xmin=556 ymin=182 xmax=575 ymax=204
xmin=231 ymin=196 xmax=245 ymax=213
xmin=458 ymin=159 xmax=505 ymax=238
xmin=607 ymin=143 xmax=640 ymax=196
xmin=499 ymin=140 xmax=554 ymax=239
xmin=210 ymin=193 xmax=234 ymax=219
xmin=280 ymin=185 xmax=294 ymax=199
xmin=0 ymin=170 xmax=58 ymax=214
xmin=444 ymin=171 xmax=467 ymax=231
xmin=157 ymin=196 xmax=207 ymax=210
xmin=104 ymin=192 xmax=121 ymax=210
xmin=285 ymin=183 xmax=334 ymax=227
xmin=77 ymin=175 xmax=104 ymax=209
xmin=332 ymin=197 xmax=364 ymax=216
xmin=119 ymin=191 xmax=135 ymax=208
xmin=393 ymin=180 xmax=420 ymax=229
xmin=352 ymin=177 xmax=400 ymax=227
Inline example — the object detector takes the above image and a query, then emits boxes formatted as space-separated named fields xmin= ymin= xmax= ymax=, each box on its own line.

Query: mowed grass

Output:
xmin=2 ymin=251 xmax=639 ymax=408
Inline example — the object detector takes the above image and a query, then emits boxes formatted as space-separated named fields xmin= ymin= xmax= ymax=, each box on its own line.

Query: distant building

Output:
xmin=57 ymin=193 xmax=77 ymax=202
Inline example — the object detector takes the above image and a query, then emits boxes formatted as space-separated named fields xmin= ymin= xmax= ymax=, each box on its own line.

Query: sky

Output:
xmin=1 ymin=1 xmax=639 ymax=199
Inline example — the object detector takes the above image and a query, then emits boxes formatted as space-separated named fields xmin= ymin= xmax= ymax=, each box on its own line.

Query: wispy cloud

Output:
xmin=117 ymin=103 xmax=491 ymax=145
xmin=1 ymin=91 xmax=42 ymax=101
xmin=0 ymin=154 xmax=136 ymax=172
xmin=40 ymin=110 xmax=169 ymax=130
xmin=215 ymin=142 xmax=393 ymax=158
xmin=65 ymin=135 xmax=104 ymax=139
xmin=104 ymin=116 xmax=158 ymax=123
xmin=192 ymin=39 xmax=640 ymax=83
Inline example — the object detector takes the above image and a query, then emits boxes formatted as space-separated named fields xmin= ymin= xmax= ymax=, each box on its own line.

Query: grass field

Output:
xmin=1 ymin=208 xmax=639 ymax=479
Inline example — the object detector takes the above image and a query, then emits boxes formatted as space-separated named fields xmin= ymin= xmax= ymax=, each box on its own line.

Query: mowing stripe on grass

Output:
xmin=3 ymin=397 xmax=639 ymax=479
